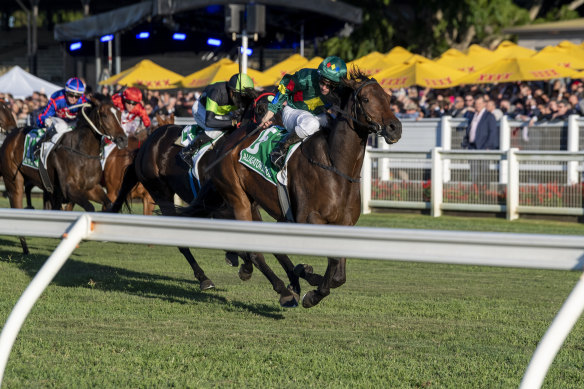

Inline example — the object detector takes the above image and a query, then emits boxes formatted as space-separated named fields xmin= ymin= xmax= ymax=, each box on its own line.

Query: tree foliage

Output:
xmin=321 ymin=0 xmax=582 ymax=60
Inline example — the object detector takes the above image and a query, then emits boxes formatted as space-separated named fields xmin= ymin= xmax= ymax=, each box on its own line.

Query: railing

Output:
xmin=1 ymin=209 xmax=584 ymax=388
xmin=362 ymin=148 xmax=584 ymax=219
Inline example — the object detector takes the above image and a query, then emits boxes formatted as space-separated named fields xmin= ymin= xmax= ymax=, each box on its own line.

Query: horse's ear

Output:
xmin=343 ymin=77 xmax=359 ymax=90
xmin=89 ymin=95 xmax=102 ymax=106
xmin=169 ymin=113 xmax=175 ymax=123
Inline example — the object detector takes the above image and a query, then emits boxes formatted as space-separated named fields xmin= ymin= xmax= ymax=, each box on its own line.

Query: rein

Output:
xmin=302 ymin=143 xmax=360 ymax=183
xmin=79 ymin=103 xmax=120 ymax=141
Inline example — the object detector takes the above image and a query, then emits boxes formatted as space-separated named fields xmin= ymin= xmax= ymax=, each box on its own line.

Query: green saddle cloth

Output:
xmin=239 ymin=126 xmax=288 ymax=186
xmin=22 ymin=128 xmax=46 ymax=169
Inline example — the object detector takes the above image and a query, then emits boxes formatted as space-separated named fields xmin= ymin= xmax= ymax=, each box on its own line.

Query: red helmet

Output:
xmin=123 ymin=87 xmax=142 ymax=104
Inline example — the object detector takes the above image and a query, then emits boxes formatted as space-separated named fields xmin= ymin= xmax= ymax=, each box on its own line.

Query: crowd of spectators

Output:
xmin=388 ymin=78 xmax=584 ymax=125
xmin=2 ymin=78 xmax=584 ymax=130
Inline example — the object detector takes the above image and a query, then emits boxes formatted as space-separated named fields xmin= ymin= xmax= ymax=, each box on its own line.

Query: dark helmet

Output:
xmin=228 ymin=73 xmax=254 ymax=93
xmin=317 ymin=56 xmax=347 ymax=84
xmin=65 ymin=77 xmax=85 ymax=95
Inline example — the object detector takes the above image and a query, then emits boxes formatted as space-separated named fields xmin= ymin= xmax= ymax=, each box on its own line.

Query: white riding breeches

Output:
xmin=282 ymin=106 xmax=328 ymax=138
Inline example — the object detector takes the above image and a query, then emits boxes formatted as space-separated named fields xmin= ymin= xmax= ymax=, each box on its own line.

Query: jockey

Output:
xmin=259 ymin=56 xmax=347 ymax=169
xmin=179 ymin=73 xmax=255 ymax=166
xmin=34 ymin=77 xmax=88 ymax=153
xmin=112 ymin=87 xmax=151 ymax=136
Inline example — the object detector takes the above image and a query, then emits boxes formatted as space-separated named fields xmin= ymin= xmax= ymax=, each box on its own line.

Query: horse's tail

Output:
xmin=106 ymin=158 xmax=139 ymax=213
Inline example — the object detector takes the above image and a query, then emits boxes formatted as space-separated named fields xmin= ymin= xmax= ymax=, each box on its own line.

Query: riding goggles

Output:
xmin=124 ymin=100 xmax=139 ymax=106
xmin=319 ymin=77 xmax=338 ymax=89
xmin=66 ymin=92 xmax=82 ymax=99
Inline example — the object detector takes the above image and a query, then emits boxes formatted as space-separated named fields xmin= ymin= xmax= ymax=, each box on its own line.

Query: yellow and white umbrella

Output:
xmin=384 ymin=46 xmax=414 ymax=66
xmin=347 ymin=51 xmax=393 ymax=76
xmin=99 ymin=59 xmax=183 ymax=89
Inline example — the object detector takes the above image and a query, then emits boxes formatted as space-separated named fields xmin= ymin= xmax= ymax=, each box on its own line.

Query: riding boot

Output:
xmin=33 ymin=127 xmax=56 ymax=158
xmin=179 ymin=132 xmax=213 ymax=168
xmin=270 ymin=132 xmax=302 ymax=170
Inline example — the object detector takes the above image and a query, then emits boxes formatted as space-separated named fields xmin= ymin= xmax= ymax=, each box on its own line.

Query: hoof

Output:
xmin=287 ymin=283 xmax=301 ymax=296
xmin=200 ymin=279 xmax=215 ymax=291
xmin=279 ymin=292 xmax=299 ymax=308
xmin=302 ymin=290 xmax=323 ymax=309
xmin=238 ymin=264 xmax=253 ymax=281
xmin=225 ymin=251 xmax=239 ymax=267
xmin=293 ymin=263 xmax=313 ymax=277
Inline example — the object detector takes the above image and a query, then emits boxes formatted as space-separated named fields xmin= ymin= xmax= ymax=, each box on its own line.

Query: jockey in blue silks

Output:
xmin=34 ymin=77 xmax=88 ymax=154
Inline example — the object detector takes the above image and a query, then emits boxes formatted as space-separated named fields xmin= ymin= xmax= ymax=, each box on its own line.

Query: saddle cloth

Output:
xmin=238 ymin=126 xmax=301 ymax=186
xmin=22 ymin=128 xmax=66 ymax=169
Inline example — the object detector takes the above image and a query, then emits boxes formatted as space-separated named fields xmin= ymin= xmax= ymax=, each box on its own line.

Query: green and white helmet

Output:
xmin=228 ymin=73 xmax=254 ymax=92
xmin=318 ymin=56 xmax=347 ymax=84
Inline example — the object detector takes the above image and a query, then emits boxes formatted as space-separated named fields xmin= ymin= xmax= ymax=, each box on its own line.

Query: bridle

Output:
xmin=252 ymin=92 xmax=275 ymax=124
xmin=77 ymin=103 xmax=122 ymax=142
xmin=329 ymin=79 xmax=385 ymax=135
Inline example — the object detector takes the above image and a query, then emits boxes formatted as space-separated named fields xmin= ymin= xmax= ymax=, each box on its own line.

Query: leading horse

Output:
xmin=109 ymin=93 xmax=301 ymax=304
xmin=191 ymin=69 xmax=402 ymax=308
xmin=0 ymin=95 xmax=128 ymax=254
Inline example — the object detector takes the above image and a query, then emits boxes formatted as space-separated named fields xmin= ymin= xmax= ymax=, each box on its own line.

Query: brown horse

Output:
xmin=193 ymin=69 xmax=402 ymax=308
xmin=0 ymin=101 xmax=17 ymax=133
xmin=0 ymin=95 xmax=128 ymax=254
xmin=101 ymin=113 xmax=173 ymax=215
xmin=109 ymin=93 xmax=300 ymax=302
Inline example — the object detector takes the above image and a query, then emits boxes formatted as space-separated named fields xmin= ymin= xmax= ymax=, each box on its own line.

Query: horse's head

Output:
xmin=87 ymin=95 xmax=128 ymax=149
xmin=0 ymin=101 xmax=16 ymax=133
xmin=342 ymin=69 xmax=402 ymax=145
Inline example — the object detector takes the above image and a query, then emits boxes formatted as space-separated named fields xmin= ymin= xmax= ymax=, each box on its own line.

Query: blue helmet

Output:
xmin=65 ymin=77 xmax=85 ymax=95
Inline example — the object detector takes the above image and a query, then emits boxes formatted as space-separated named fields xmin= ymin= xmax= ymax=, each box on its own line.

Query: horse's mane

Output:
xmin=347 ymin=67 xmax=371 ymax=83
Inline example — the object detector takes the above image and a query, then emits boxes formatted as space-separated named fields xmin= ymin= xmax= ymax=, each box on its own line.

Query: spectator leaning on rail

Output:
xmin=111 ymin=87 xmax=151 ymax=136
xmin=179 ymin=73 xmax=255 ymax=166
xmin=259 ymin=55 xmax=348 ymax=169
xmin=34 ymin=77 xmax=88 ymax=154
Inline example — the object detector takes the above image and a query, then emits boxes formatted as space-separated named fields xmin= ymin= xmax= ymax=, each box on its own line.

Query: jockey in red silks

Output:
xmin=34 ymin=77 xmax=88 ymax=153
xmin=111 ymin=87 xmax=151 ymax=136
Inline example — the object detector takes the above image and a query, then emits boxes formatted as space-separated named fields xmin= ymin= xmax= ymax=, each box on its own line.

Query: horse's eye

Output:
xmin=362 ymin=98 xmax=369 ymax=103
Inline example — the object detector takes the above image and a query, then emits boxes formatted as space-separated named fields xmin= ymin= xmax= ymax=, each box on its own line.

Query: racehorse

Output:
xmin=102 ymin=113 xmax=173 ymax=215
xmin=109 ymin=93 xmax=301 ymax=304
xmin=192 ymin=69 xmax=402 ymax=308
xmin=0 ymin=101 xmax=17 ymax=133
xmin=0 ymin=95 xmax=128 ymax=254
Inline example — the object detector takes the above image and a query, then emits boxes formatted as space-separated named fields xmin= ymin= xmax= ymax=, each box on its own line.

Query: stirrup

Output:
xmin=270 ymin=150 xmax=286 ymax=169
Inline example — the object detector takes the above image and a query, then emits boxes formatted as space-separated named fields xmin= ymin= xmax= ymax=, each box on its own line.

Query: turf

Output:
xmin=1 ymin=198 xmax=584 ymax=387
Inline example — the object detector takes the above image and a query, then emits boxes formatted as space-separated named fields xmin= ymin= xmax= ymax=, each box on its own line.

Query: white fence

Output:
xmin=1 ymin=209 xmax=584 ymax=387
xmin=361 ymin=148 xmax=584 ymax=219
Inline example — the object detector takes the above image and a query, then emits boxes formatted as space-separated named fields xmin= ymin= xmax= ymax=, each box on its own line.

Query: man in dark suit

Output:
xmin=461 ymin=95 xmax=499 ymax=184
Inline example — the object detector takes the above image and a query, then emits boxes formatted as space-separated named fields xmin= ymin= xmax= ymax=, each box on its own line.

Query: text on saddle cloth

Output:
xmin=186 ymin=130 xmax=228 ymax=199
xmin=22 ymin=128 xmax=68 ymax=169
xmin=176 ymin=124 xmax=204 ymax=147
xmin=238 ymin=126 xmax=301 ymax=187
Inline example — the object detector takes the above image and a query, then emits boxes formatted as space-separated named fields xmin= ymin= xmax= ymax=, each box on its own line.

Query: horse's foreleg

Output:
xmin=86 ymin=185 xmax=110 ymax=211
xmin=5 ymin=172 xmax=29 ymax=254
xmin=302 ymin=256 xmax=345 ymax=309
xmin=177 ymin=247 xmax=215 ymax=291
xmin=246 ymin=252 xmax=298 ymax=308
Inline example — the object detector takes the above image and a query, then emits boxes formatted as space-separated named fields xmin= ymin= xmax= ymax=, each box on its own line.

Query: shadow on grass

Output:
xmin=0 ymin=242 xmax=285 ymax=320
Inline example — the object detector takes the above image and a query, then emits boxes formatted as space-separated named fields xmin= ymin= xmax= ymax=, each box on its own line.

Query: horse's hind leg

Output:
xmin=177 ymin=247 xmax=215 ymax=290
xmin=301 ymin=257 xmax=345 ymax=309
xmin=5 ymin=171 xmax=29 ymax=254
xmin=244 ymin=252 xmax=299 ymax=308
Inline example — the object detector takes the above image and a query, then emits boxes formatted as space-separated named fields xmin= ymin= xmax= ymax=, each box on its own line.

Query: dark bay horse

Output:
xmin=109 ymin=93 xmax=300 ymax=304
xmin=0 ymin=95 xmax=128 ymax=254
xmin=194 ymin=69 xmax=402 ymax=308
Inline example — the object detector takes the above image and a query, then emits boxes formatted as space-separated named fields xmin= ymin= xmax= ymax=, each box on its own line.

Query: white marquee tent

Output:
xmin=0 ymin=66 xmax=60 ymax=99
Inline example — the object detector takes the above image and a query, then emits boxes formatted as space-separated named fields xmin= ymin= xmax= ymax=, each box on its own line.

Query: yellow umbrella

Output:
xmin=263 ymin=54 xmax=308 ymax=82
xmin=374 ymin=58 xmax=468 ymax=89
xmin=99 ymin=59 xmax=183 ymax=89
xmin=434 ymin=48 xmax=476 ymax=73
xmin=302 ymin=56 xmax=324 ymax=70
xmin=181 ymin=59 xmax=275 ymax=88
xmin=492 ymin=40 xmax=536 ymax=59
xmin=347 ymin=51 xmax=393 ymax=76
xmin=457 ymin=57 xmax=578 ymax=84
xmin=464 ymin=44 xmax=498 ymax=71
xmin=384 ymin=46 xmax=414 ymax=66
xmin=532 ymin=45 xmax=584 ymax=70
